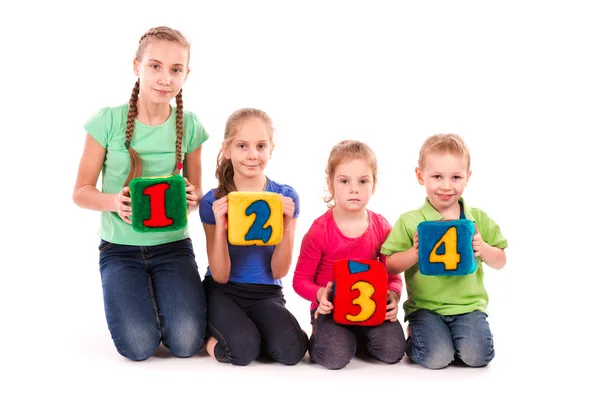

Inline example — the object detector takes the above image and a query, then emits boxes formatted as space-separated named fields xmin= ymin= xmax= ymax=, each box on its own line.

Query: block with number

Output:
xmin=129 ymin=175 xmax=188 ymax=233
xmin=332 ymin=260 xmax=388 ymax=326
xmin=417 ymin=220 xmax=476 ymax=276
xmin=227 ymin=192 xmax=283 ymax=246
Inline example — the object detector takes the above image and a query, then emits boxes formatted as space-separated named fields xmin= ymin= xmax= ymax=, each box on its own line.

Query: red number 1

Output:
xmin=143 ymin=183 xmax=173 ymax=228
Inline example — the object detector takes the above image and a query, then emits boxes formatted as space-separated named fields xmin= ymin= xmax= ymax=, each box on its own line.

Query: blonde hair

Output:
xmin=324 ymin=140 xmax=378 ymax=208
xmin=418 ymin=133 xmax=471 ymax=170
xmin=214 ymin=108 xmax=274 ymax=199
xmin=124 ymin=26 xmax=191 ymax=187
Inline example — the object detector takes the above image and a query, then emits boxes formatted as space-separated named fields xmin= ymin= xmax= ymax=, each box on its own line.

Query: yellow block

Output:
xmin=227 ymin=192 xmax=283 ymax=246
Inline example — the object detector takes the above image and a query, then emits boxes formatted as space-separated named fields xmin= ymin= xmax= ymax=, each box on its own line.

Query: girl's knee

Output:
xmin=114 ymin=324 xmax=161 ymax=361
xmin=223 ymin=331 xmax=261 ymax=366
xmin=309 ymin=337 xmax=355 ymax=370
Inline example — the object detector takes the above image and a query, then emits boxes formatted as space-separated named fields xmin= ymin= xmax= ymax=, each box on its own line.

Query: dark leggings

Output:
xmin=308 ymin=309 xmax=406 ymax=369
xmin=204 ymin=276 xmax=308 ymax=366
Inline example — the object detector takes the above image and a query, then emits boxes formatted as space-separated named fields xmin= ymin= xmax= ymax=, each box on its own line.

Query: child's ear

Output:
xmin=466 ymin=170 xmax=472 ymax=184
xmin=415 ymin=167 xmax=425 ymax=185
xmin=133 ymin=59 xmax=140 ymax=77
xmin=223 ymin=143 xmax=231 ymax=159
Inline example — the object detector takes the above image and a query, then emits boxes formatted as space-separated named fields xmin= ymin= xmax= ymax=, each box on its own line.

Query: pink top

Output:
xmin=292 ymin=208 xmax=403 ymax=311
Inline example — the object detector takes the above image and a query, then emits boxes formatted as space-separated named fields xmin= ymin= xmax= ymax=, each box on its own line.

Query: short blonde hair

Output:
xmin=418 ymin=133 xmax=471 ymax=170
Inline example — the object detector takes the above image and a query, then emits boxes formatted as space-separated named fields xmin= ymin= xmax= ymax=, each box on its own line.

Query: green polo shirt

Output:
xmin=381 ymin=198 xmax=508 ymax=319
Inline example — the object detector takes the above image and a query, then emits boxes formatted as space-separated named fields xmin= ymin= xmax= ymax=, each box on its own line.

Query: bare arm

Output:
xmin=271 ymin=218 xmax=297 ymax=279
xmin=386 ymin=248 xmax=419 ymax=274
xmin=183 ymin=145 xmax=203 ymax=213
xmin=72 ymin=133 xmax=117 ymax=212
xmin=203 ymin=223 xmax=231 ymax=283
xmin=480 ymin=244 xmax=506 ymax=270
xmin=203 ymin=196 xmax=231 ymax=283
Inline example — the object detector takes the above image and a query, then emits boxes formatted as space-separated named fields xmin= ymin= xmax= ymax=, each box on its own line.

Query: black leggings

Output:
xmin=203 ymin=276 xmax=308 ymax=366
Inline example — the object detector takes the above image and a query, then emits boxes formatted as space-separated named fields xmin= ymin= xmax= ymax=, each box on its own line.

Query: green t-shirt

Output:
xmin=381 ymin=197 xmax=508 ymax=318
xmin=84 ymin=103 xmax=209 ymax=246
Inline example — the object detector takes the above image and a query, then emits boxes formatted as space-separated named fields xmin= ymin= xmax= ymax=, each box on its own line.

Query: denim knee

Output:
xmin=407 ymin=336 xmax=454 ymax=369
xmin=114 ymin=323 xmax=161 ymax=361
xmin=164 ymin=318 xmax=206 ymax=358
xmin=456 ymin=336 xmax=495 ymax=367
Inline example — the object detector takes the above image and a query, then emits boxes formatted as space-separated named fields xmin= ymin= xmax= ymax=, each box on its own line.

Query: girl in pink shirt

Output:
xmin=292 ymin=140 xmax=406 ymax=369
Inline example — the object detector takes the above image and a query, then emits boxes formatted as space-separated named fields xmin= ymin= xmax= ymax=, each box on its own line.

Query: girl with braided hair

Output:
xmin=73 ymin=26 xmax=209 ymax=361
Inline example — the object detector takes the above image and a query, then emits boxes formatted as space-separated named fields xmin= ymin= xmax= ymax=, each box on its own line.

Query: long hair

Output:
xmin=123 ymin=26 xmax=190 ymax=186
xmin=214 ymin=108 xmax=274 ymax=198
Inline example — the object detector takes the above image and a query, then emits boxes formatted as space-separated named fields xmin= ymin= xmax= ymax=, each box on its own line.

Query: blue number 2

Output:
xmin=244 ymin=200 xmax=273 ymax=243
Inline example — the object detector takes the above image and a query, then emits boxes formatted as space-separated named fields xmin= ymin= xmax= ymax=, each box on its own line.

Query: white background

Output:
xmin=2 ymin=0 xmax=598 ymax=398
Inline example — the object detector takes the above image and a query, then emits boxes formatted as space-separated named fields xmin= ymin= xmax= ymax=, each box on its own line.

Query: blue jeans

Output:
xmin=309 ymin=310 xmax=406 ymax=370
xmin=406 ymin=309 xmax=494 ymax=369
xmin=98 ymin=238 xmax=207 ymax=361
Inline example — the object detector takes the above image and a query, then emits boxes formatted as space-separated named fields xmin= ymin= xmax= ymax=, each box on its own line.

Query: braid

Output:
xmin=173 ymin=89 xmax=184 ymax=174
xmin=123 ymin=80 xmax=143 ymax=186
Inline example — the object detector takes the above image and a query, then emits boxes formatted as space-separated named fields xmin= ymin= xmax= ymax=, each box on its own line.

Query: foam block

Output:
xmin=417 ymin=220 xmax=476 ymax=276
xmin=129 ymin=175 xmax=188 ymax=233
xmin=332 ymin=260 xmax=388 ymax=326
xmin=227 ymin=191 xmax=283 ymax=246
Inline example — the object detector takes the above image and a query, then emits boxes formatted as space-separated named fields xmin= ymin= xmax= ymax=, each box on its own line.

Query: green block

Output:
xmin=129 ymin=175 xmax=188 ymax=233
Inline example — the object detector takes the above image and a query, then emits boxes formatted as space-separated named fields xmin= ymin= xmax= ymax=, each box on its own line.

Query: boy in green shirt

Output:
xmin=381 ymin=133 xmax=508 ymax=369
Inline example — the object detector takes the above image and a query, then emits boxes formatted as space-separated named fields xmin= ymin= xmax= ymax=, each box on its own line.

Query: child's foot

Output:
xmin=206 ymin=336 xmax=218 ymax=360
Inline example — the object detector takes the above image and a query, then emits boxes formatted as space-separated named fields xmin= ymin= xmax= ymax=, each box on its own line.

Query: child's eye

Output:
xmin=238 ymin=144 xmax=246 ymax=149
xmin=151 ymin=64 xmax=160 ymax=69
xmin=258 ymin=144 xmax=266 ymax=149
xmin=340 ymin=179 xmax=348 ymax=184
xmin=360 ymin=179 xmax=369 ymax=184
xmin=173 ymin=68 xmax=182 ymax=73
xmin=433 ymin=175 xmax=441 ymax=179
xmin=453 ymin=176 xmax=462 ymax=180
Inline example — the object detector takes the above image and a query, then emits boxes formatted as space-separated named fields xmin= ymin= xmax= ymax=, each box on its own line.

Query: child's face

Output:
xmin=329 ymin=158 xmax=375 ymax=212
xmin=224 ymin=117 xmax=273 ymax=180
xmin=134 ymin=40 xmax=190 ymax=105
xmin=416 ymin=151 xmax=471 ymax=214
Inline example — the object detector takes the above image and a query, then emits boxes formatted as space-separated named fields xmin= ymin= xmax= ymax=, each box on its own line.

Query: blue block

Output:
xmin=417 ymin=220 xmax=476 ymax=276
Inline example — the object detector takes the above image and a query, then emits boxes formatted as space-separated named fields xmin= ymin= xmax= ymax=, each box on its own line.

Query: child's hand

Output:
xmin=212 ymin=196 xmax=228 ymax=232
xmin=413 ymin=230 xmax=419 ymax=251
xmin=385 ymin=290 xmax=400 ymax=322
xmin=472 ymin=224 xmax=484 ymax=257
xmin=114 ymin=186 xmax=132 ymax=224
xmin=184 ymin=178 xmax=199 ymax=213
xmin=281 ymin=195 xmax=295 ymax=230
xmin=314 ymin=282 xmax=334 ymax=319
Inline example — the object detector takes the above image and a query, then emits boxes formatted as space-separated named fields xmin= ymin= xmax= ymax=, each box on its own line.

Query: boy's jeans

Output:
xmin=406 ymin=309 xmax=494 ymax=369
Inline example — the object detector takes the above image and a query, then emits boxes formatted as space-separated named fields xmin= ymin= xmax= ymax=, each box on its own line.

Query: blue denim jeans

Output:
xmin=406 ymin=309 xmax=495 ymax=369
xmin=308 ymin=310 xmax=406 ymax=370
xmin=98 ymin=238 xmax=207 ymax=361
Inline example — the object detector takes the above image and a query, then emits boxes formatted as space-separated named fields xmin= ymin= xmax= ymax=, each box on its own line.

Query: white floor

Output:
xmin=5 ymin=236 xmax=591 ymax=400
